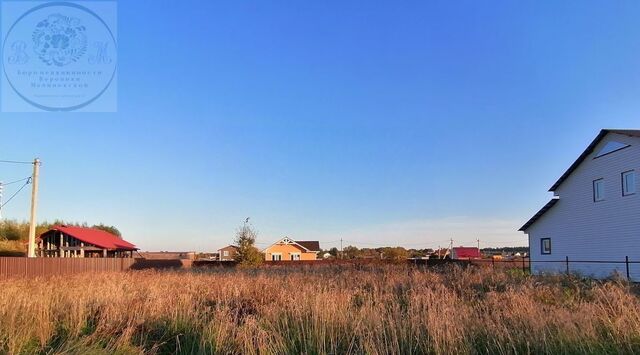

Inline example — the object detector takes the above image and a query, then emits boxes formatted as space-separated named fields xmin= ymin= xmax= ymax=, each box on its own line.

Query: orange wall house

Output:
xmin=263 ymin=237 xmax=320 ymax=261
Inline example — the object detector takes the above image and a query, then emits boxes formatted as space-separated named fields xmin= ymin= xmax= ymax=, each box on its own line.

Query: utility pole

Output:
xmin=340 ymin=238 xmax=343 ymax=260
xmin=477 ymin=238 xmax=480 ymax=250
xmin=27 ymin=158 xmax=40 ymax=258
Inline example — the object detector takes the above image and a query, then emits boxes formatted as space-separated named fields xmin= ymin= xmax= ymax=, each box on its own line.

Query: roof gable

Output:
xmin=218 ymin=245 xmax=239 ymax=251
xmin=549 ymin=129 xmax=640 ymax=191
xmin=263 ymin=237 xmax=320 ymax=253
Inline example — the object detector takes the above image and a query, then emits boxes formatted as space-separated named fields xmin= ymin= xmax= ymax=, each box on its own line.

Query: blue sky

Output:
xmin=2 ymin=1 xmax=640 ymax=251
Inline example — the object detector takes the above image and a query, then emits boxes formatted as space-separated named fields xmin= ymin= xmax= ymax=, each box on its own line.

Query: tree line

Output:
xmin=0 ymin=220 xmax=122 ymax=242
xmin=319 ymin=246 xmax=430 ymax=260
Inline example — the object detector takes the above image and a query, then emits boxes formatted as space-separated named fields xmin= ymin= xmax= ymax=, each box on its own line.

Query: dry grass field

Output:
xmin=0 ymin=265 xmax=639 ymax=354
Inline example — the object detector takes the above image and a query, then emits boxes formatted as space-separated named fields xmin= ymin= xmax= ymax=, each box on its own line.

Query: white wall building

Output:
xmin=520 ymin=129 xmax=640 ymax=279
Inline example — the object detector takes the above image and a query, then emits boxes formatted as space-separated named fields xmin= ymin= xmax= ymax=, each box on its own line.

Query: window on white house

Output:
xmin=595 ymin=141 xmax=630 ymax=158
xmin=290 ymin=253 xmax=300 ymax=261
xmin=223 ymin=251 xmax=229 ymax=256
xmin=593 ymin=179 xmax=605 ymax=202
xmin=541 ymin=238 xmax=551 ymax=255
xmin=622 ymin=170 xmax=636 ymax=196
xmin=271 ymin=253 xmax=282 ymax=261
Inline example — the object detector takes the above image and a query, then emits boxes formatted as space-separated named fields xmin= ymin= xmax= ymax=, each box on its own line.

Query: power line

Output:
xmin=0 ymin=160 xmax=33 ymax=165
xmin=0 ymin=178 xmax=31 ymax=209
xmin=342 ymin=239 xmax=452 ymax=247
xmin=2 ymin=177 xmax=31 ymax=186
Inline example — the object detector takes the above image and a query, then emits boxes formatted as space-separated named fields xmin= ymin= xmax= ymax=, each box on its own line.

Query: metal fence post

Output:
xmin=522 ymin=257 xmax=525 ymax=273
xmin=565 ymin=256 xmax=569 ymax=274
xmin=626 ymin=256 xmax=630 ymax=280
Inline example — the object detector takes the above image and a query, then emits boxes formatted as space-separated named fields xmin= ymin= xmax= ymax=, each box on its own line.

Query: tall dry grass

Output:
xmin=0 ymin=265 xmax=639 ymax=354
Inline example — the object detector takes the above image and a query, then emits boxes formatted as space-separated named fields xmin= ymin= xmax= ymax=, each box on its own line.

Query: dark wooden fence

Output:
xmin=0 ymin=256 xmax=530 ymax=278
xmin=0 ymin=257 xmax=196 ymax=278
xmin=0 ymin=257 xmax=136 ymax=278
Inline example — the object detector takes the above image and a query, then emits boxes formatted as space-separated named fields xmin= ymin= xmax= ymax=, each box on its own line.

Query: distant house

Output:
xmin=218 ymin=245 xmax=239 ymax=261
xmin=430 ymin=248 xmax=450 ymax=259
xmin=520 ymin=129 xmax=640 ymax=279
xmin=451 ymin=247 xmax=481 ymax=260
xmin=38 ymin=225 xmax=137 ymax=258
xmin=263 ymin=237 xmax=320 ymax=261
xmin=138 ymin=251 xmax=196 ymax=260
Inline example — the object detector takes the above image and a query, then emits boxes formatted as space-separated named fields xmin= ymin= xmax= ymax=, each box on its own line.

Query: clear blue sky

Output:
xmin=2 ymin=1 xmax=640 ymax=251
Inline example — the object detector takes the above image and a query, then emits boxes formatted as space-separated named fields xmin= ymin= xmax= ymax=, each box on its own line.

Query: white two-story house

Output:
xmin=520 ymin=129 xmax=640 ymax=279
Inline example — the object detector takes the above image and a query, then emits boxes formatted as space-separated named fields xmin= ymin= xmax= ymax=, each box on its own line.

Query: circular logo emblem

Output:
xmin=2 ymin=2 xmax=117 ymax=111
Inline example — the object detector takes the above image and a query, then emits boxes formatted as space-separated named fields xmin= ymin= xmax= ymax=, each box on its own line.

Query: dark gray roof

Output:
xmin=519 ymin=198 xmax=559 ymax=231
xmin=296 ymin=241 xmax=320 ymax=251
xmin=549 ymin=129 xmax=640 ymax=191
xmin=219 ymin=245 xmax=238 ymax=250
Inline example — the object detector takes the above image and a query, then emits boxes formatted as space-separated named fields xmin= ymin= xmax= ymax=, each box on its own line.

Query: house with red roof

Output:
xmin=38 ymin=225 xmax=137 ymax=258
xmin=451 ymin=247 xmax=482 ymax=260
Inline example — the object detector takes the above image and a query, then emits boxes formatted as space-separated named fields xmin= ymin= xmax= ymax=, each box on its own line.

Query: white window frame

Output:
xmin=541 ymin=238 xmax=551 ymax=255
xmin=223 ymin=250 xmax=229 ymax=257
xmin=271 ymin=253 xmax=282 ymax=261
xmin=290 ymin=253 xmax=301 ymax=261
xmin=622 ymin=170 xmax=636 ymax=196
xmin=593 ymin=178 xmax=605 ymax=202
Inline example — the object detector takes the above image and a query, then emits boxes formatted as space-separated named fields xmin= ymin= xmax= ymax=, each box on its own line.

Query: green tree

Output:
xmin=91 ymin=223 xmax=122 ymax=238
xmin=0 ymin=221 xmax=22 ymax=241
xmin=234 ymin=223 xmax=263 ymax=267
xmin=382 ymin=247 xmax=409 ymax=262
xmin=0 ymin=220 xmax=124 ymax=242
xmin=343 ymin=245 xmax=361 ymax=259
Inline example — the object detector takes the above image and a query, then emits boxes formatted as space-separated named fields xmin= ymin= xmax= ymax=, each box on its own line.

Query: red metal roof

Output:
xmin=44 ymin=226 xmax=137 ymax=251
xmin=452 ymin=247 xmax=481 ymax=259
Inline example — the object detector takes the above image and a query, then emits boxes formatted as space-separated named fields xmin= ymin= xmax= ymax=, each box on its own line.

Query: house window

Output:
xmin=271 ymin=253 xmax=282 ymax=261
xmin=541 ymin=238 xmax=551 ymax=255
xmin=223 ymin=251 xmax=229 ymax=257
xmin=622 ymin=170 xmax=636 ymax=196
xmin=290 ymin=253 xmax=301 ymax=261
xmin=593 ymin=179 xmax=605 ymax=202
xmin=594 ymin=141 xmax=630 ymax=158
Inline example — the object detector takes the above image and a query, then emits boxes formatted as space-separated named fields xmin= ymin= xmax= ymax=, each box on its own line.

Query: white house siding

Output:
xmin=526 ymin=132 xmax=640 ymax=280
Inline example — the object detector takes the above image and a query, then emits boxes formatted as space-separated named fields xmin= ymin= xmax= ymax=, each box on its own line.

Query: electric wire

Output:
xmin=1 ymin=176 xmax=31 ymax=186
xmin=0 ymin=160 xmax=33 ymax=165
xmin=0 ymin=178 xmax=31 ymax=209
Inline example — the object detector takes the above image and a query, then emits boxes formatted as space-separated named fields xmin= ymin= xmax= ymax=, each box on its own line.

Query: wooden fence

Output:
xmin=0 ymin=257 xmax=529 ymax=278
xmin=0 ymin=257 xmax=194 ymax=278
